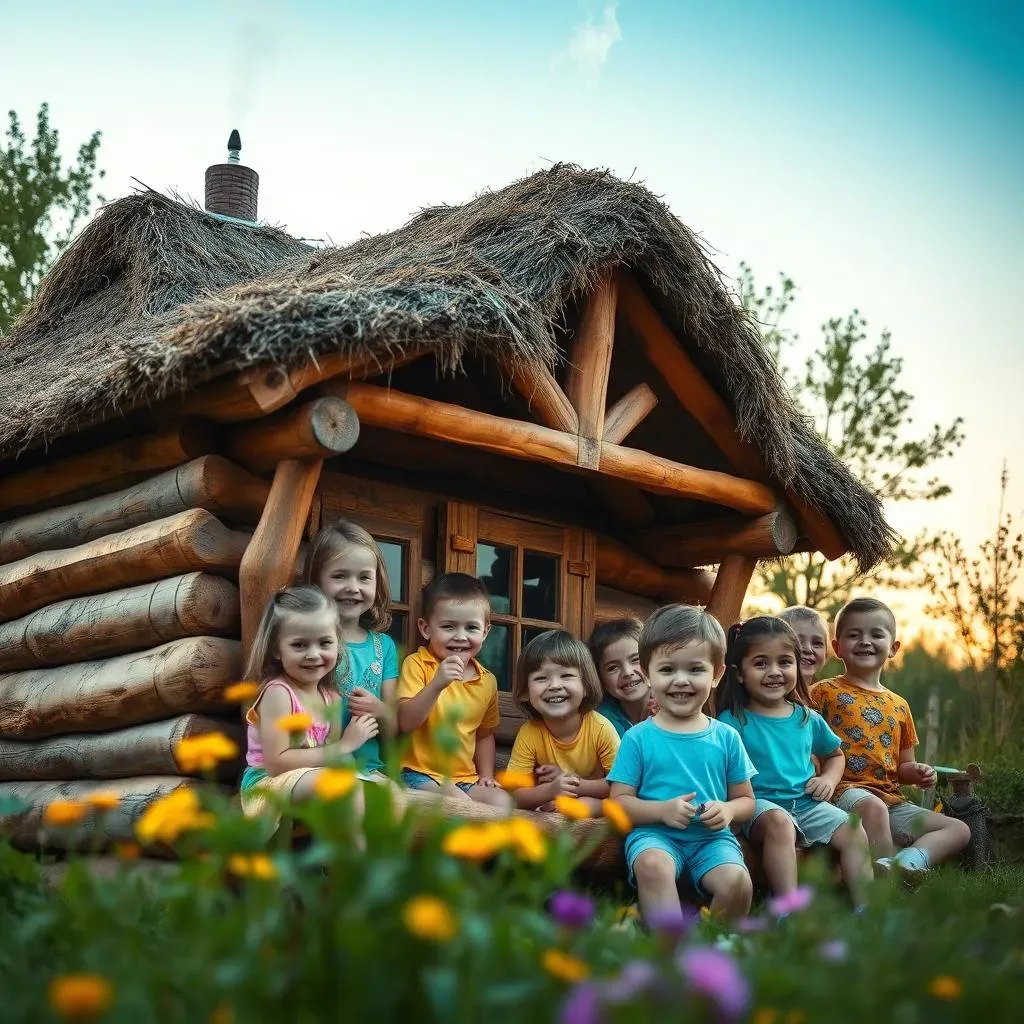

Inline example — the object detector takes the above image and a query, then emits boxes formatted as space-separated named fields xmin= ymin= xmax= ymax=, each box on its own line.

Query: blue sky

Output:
xmin=4 ymin=1 xmax=1022 ymax=599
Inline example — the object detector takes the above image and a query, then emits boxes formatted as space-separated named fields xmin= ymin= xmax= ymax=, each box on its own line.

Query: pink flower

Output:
xmin=768 ymin=885 xmax=814 ymax=917
xmin=677 ymin=947 xmax=750 ymax=1021
xmin=550 ymin=890 xmax=595 ymax=929
xmin=603 ymin=961 xmax=658 ymax=1004
xmin=646 ymin=905 xmax=698 ymax=939
xmin=736 ymin=916 xmax=768 ymax=933
xmin=818 ymin=939 xmax=849 ymax=962
xmin=560 ymin=983 xmax=602 ymax=1024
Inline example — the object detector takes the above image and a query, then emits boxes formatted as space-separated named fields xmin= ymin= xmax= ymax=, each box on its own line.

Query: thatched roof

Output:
xmin=0 ymin=165 xmax=894 ymax=568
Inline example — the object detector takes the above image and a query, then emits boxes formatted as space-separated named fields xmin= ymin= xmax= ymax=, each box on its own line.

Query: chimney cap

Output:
xmin=228 ymin=129 xmax=241 ymax=152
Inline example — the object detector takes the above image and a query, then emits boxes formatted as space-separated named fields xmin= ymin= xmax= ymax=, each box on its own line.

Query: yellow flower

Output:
xmin=601 ymin=798 xmax=632 ymax=834
xmin=114 ymin=842 xmax=141 ymax=861
xmin=313 ymin=768 xmax=358 ymax=801
xmin=553 ymin=795 xmax=591 ymax=820
xmin=175 ymin=733 xmax=240 ymax=774
xmin=403 ymin=895 xmax=458 ymax=942
xmin=276 ymin=712 xmax=314 ymax=734
xmin=507 ymin=816 xmax=548 ymax=862
xmin=784 ymin=1012 xmax=806 ymax=1024
xmin=541 ymin=948 xmax=590 ymax=984
xmin=224 ymin=681 xmax=260 ymax=703
xmin=700 ymin=906 xmax=714 ymax=922
xmin=616 ymin=905 xmax=640 ymax=923
xmin=85 ymin=791 xmax=120 ymax=812
xmin=209 ymin=1003 xmax=235 ymax=1024
xmin=135 ymin=787 xmax=214 ymax=846
xmin=496 ymin=769 xmax=536 ymax=791
xmin=928 ymin=976 xmax=962 ymax=1000
xmin=442 ymin=823 xmax=506 ymax=861
xmin=43 ymin=801 xmax=87 ymax=827
xmin=752 ymin=1010 xmax=779 ymax=1024
xmin=48 ymin=974 xmax=113 ymax=1021
xmin=228 ymin=853 xmax=277 ymax=880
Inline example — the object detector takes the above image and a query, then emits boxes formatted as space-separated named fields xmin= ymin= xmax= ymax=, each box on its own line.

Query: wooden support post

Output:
xmin=227 ymin=397 xmax=359 ymax=471
xmin=239 ymin=459 xmax=323 ymax=656
xmin=634 ymin=509 xmax=800 ymax=568
xmin=705 ymin=555 xmax=757 ymax=628
xmin=0 ymin=421 xmax=215 ymax=516
xmin=921 ymin=688 xmax=940 ymax=808
xmin=603 ymin=383 xmax=659 ymax=446
xmin=595 ymin=535 xmax=715 ymax=604
xmin=506 ymin=362 xmax=579 ymax=434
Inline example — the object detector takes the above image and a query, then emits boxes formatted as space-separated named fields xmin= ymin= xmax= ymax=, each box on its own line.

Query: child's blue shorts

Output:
xmin=401 ymin=768 xmax=475 ymax=793
xmin=624 ymin=828 xmax=747 ymax=896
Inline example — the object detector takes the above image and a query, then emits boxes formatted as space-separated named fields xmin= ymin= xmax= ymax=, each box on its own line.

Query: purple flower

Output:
xmin=603 ymin=960 xmax=658 ymax=1004
xmin=768 ymin=885 xmax=815 ymax=917
xmin=646 ymin=905 xmax=699 ymax=939
xmin=677 ymin=946 xmax=750 ymax=1021
xmin=550 ymin=890 xmax=596 ymax=929
xmin=817 ymin=939 xmax=849 ymax=962
xmin=560 ymin=983 xmax=602 ymax=1024
xmin=736 ymin=916 xmax=768 ymax=934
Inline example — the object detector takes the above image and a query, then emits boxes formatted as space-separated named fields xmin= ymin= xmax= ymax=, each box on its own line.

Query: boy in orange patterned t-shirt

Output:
xmin=811 ymin=598 xmax=970 ymax=877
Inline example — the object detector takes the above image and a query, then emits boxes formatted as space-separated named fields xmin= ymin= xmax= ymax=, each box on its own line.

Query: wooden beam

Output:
xmin=239 ymin=459 xmax=323 ymax=656
xmin=0 ymin=455 xmax=269 ymax=564
xmin=603 ymin=383 xmax=658 ymax=446
xmin=618 ymin=273 xmax=849 ymax=560
xmin=0 ymin=574 xmax=240 ymax=673
xmin=705 ymin=555 xmax=757 ymax=628
xmin=0 ymin=715 xmax=244 ymax=782
xmin=566 ymin=274 xmax=618 ymax=454
xmin=595 ymin=535 xmax=715 ymax=604
xmin=635 ymin=509 xmax=800 ymax=568
xmin=227 ymin=397 xmax=359 ymax=472
xmin=0 ymin=637 xmax=241 ymax=739
xmin=178 ymin=347 xmax=429 ymax=423
xmin=0 ymin=421 xmax=215 ymax=516
xmin=591 ymin=480 xmax=657 ymax=528
xmin=0 ymin=509 xmax=250 ymax=624
xmin=506 ymin=361 xmax=578 ymax=433
xmin=595 ymin=585 xmax=658 ymax=625
xmin=343 ymin=383 xmax=773 ymax=515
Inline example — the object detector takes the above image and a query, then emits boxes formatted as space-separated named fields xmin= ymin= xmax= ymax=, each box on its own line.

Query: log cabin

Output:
xmin=0 ymin=136 xmax=894 ymax=852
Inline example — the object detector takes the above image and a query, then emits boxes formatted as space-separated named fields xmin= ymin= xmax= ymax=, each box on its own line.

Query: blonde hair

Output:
xmin=243 ymin=585 xmax=345 ymax=684
xmin=778 ymin=605 xmax=828 ymax=634
xmin=304 ymin=519 xmax=392 ymax=632
xmin=639 ymin=604 xmax=726 ymax=671
xmin=512 ymin=629 xmax=603 ymax=722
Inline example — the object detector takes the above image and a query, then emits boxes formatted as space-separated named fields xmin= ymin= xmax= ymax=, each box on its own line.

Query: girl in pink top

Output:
xmin=240 ymin=586 xmax=379 ymax=825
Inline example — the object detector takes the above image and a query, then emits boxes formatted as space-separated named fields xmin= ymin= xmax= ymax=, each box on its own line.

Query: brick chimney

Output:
xmin=205 ymin=129 xmax=259 ymax=222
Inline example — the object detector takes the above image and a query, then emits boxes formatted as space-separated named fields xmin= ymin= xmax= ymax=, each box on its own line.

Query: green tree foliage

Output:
xmin=0 ymin=103 xmax=104 ymax=334
xmin=738 ymin=263 xmax=964 ymax=615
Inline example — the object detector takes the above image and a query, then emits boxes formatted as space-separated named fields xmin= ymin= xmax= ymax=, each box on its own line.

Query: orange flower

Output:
xmin=553 ymin=795 xmax=591 ymax=820
xmin=114 ymin=842 xmax=141 ymax=861
xmin=541 ymin=948 xmax=590 ymax=983
xmin=224 ymin=681 xmax=260 ymax=703
xmin=403 ymin=895 xmax=458 ymax=942
xmin=209 ymin=1003 xmax=235 ymax=1024
xmin=135 ymin=787 xmax=214 ymax=846
xmin=507 ymin=816 xmax=548 ymax=862
xmin=313 ymin=768 xmax=358 ymax=801
xmin=228 ymin=853 xmax=277 ymax=880
xmin=275 ymin=712 xmax=313 ymax=734
xmin=48 ymin=974 xmax=113 ymax=1020
xmin=928 ymin=976 xmax=962 ymax=1000
xmin=442 ymin=823 xmax=504 ymax=861
xmin=752 ymin=1011 xmax=779 ymax=1024
xmin=175 ymin=733 xmax=239 ymax=774
xmin=85 ymin=791 xmax=120 ymax=812
xmin=43 ymin=801 xmax=87 ymax=827
xmin=601 ymin=798 xmax=632 ymax=834
xmin=495 ymin=769 xmax=536 ymax=791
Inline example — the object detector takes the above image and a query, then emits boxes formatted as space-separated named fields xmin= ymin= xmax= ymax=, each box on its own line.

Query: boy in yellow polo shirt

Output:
xmin=397 ymin=573 xmax=512 ymax=809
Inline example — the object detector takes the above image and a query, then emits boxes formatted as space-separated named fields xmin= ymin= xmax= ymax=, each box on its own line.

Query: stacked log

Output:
xmin=0 ymin=440 xmax=261 ymax=851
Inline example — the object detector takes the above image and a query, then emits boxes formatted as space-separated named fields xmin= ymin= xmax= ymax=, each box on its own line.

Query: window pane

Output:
xmin=522 ymin=551 xmax=559 ymax=622
xmin=522 ymin=626 xmax=552 ymax=650
xmin=476 ymin=542 xmax=514 ymax=616
xmin=387 ymin=613 xmax=408 ymax=661
xmin=479 ymin=623 xmax=511 ymax=692
xmin=376 ymin=539 xmax=406 ymax=602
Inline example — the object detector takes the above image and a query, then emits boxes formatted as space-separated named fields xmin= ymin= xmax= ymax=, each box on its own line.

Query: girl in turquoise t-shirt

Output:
xmin=305 ymin=519 xmax=399 ymax=779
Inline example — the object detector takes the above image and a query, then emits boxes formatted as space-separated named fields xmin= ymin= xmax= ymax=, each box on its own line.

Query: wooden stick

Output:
xmin=239 ymin=459 xmax=323 ymax=655
xmin=635 ymin=509 xmax=800 ymax=568
xmin=0 ymin=574 xmax=240 ymax=672
xmin=0 ymin=509 xmax=250 ymax=624
xmin=344 ymin=383 xmax=772 ymax=514
xmin=227 ymin=396 xmax=359 ymax=471
xmin=603 ymin=383 xmax=659 ymax=446
xmin=705 ymin=554 xmax=757 ymax=628
xmin=0 ymin=421 xmax=215 ymax=516
xmin=595 ymin=535 xmax=715 ymax=604
xmin=0 ymin=636 xmax=241 ymax=739
xmin=506 ymin=362 xmax=578 ymax=433
xmin=0 ymin=715 xmax=244 ymax=782
xmin=0 ymin=456 xmax=269 ymax=564
xmin=566 ymin=274 xmax=618 ymax=455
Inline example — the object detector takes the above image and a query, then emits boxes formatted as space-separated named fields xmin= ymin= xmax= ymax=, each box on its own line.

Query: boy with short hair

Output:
xmin=397 ymin=572 xmax=511 ymax=809
xmin=811 ymin=597 xmax=971 ymax=874
xmin=608 ymin=605 xmax=755 ymax=922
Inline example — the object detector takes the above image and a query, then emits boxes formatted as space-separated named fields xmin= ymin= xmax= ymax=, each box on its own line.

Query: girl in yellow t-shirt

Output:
xmin=506 ymin=629 xmax=620 ymax=815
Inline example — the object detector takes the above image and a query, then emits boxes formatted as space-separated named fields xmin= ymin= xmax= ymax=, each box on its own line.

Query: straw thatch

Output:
xmin=0 ymin=165 xmax=894 ymax=568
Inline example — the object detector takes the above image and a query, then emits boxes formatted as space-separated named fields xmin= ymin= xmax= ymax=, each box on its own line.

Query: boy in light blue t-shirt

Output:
xmin=608 ymin=605 xmax=755 ymax=923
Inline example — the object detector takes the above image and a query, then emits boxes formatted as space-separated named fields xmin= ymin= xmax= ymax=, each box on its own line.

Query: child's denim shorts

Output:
xmin=743 ymin=796 xmax=850 ymax=847
xmin=401 ymin=767 xmax=475 ymax=793
xmin=624 ymin=828 xmax=747 ymax=896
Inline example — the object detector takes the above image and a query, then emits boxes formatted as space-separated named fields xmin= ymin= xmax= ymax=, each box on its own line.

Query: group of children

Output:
xmin=240 ymin=519 xmax=972 ymax=922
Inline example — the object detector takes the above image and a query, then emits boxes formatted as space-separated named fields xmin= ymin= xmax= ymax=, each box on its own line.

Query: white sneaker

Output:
xmin=874 ymin=857 xmax=894 ymax=876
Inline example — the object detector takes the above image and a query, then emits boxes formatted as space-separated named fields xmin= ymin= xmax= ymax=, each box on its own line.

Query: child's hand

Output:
xmin=804 ymin=776 xmax=835 ymax=802
xmin=697 ymin=800 xmax=732 ymax=831
xmin=477 ymin=775 xmax=499 ymax=788
xmin=341 ymin=714 xmax=379 ymax=749
xmin=557 ymin=774 xmax=582 ymax=796
xmin=661 ymin=792 xmax=698 ymax=829
xmin=431 ymin=656 xmax=466 ymax=689
xmin=347 ymin=687 xmax=388 ymax=719
xmin=903 ymin=761 xmax=937 ymax=788
xmin=646 ymin=698 xmax=660 ymax=719
xmin=535 ymin=764 xmax=561 ymax=785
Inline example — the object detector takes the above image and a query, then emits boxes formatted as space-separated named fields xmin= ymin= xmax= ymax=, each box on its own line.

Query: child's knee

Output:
xmin=945 ymin=816 xmax=972 ymax=851
xmin=705 ymin=864 xmax=752 ymax=910
xmin=832 ymin=821 xmax=868 ymax=849
xmin=759 ymin=809 xmax=797 ymax=845
xmin=634 ymin=849 xmax=677 ymax=887
xmin=853 ymin=795 xmax=889 ymax=830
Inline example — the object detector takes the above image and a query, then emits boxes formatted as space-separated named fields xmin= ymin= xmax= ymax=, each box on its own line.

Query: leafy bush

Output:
xmin=1 ymin=779 xmax=1022 ymax=1023
xmin=976 ymin=754 xmax=1024 ymax=817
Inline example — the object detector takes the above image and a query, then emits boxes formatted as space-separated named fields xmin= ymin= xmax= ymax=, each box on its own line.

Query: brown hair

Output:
xmin=587 ymin=618 xmax=642 ymax=674
xmin=834 ymin=596 xmax=896 ymax=639
xmin=242 ymin=585 xmax=345 ymax=685
xmin=303 ymin=519 xmax=392 ymax=632
xmin=512 ymin=629 xmax=603 ymax=721
xmin=420 ymin=572 xmax=492 ymax=622
xmin=638 ymin=604 xmax=726 ymax=672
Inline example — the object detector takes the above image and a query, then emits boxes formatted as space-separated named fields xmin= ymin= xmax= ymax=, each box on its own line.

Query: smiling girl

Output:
xmin=589 ymin=619 xmax=655 ymax=738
